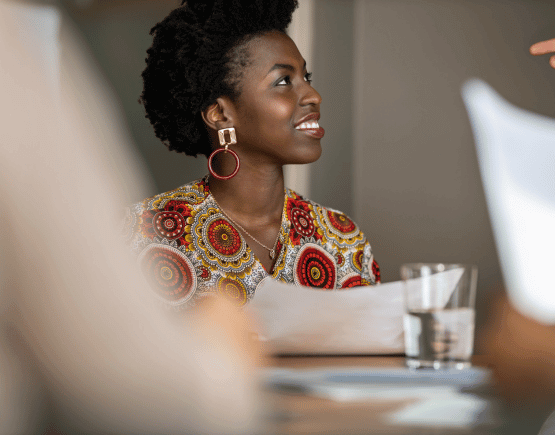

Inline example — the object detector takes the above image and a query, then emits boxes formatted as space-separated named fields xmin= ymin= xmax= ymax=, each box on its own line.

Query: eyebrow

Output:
xmin=267 ymin=61 xmax=307 ymax=75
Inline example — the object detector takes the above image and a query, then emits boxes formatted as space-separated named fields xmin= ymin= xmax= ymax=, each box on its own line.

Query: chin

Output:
xmin=288 ymin=143 xmax=322 ymax=165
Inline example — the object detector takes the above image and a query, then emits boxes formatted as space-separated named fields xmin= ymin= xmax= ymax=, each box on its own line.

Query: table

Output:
xmin=263 ymin=355 xmax=506 ymax=435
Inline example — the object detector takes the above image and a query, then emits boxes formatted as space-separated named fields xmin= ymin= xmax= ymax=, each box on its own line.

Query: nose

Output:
xmin=300 ymin=83 xmax=322 ymax=107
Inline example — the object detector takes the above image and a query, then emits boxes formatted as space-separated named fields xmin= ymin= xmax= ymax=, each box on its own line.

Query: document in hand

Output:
xmin=462 ymin=79 xmax=555 ymax=324
xmin=247 ymin=269 xmax=465 ymax=355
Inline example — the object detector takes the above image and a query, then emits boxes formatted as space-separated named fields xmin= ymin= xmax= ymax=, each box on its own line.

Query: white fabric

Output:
xmin=462 ymin=79 xmax=555 ymax=324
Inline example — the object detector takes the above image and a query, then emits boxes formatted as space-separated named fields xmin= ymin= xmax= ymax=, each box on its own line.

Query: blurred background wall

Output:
xmin=46 ymin=0 xmax=555 ymax=329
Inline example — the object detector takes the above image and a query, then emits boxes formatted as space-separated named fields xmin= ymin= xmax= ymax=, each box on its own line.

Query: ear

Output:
xmin=201 ymin=97 xmax=235 ymax=132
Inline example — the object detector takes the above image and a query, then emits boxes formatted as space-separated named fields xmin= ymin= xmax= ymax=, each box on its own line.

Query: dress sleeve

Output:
xmin=361 ymin=241 xmax=381 ymax=284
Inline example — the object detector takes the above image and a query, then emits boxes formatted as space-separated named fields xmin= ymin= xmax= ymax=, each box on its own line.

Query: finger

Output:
xmin=530 ymin=38 xmax=555 ymax=55
xmin=550 ymin=55 xmax=555 ymax=69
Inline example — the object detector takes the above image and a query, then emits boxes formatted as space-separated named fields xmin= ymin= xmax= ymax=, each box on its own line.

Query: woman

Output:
xmin=125 ymin=0 xmax=380 ymax=307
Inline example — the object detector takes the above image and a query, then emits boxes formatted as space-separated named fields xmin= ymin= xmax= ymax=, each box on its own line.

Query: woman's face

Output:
xmin=229 ymin=31 xmax=323 ymax=166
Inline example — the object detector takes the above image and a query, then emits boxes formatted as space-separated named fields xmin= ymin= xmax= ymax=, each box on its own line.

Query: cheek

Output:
xmin=266 ymin=98 xmax=294 ymax=121
xmin=246 ymin=96 xmax=295 ymax=129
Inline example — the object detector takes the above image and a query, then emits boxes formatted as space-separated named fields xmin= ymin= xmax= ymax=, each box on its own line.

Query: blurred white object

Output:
xmin=462 ymin=79 xmax=555 ymax=324
xmin=8 ymin=2 xmax=61 ymax=92
xmin=0 ymin=2 xmax=260 ymax=433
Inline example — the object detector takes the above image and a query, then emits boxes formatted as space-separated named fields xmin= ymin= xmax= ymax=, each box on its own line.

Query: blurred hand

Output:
xmin=530 ymin=38 xmax=555 ymax=69
xmin=194 ymin=295 xmax=268 ymax=369
xmin=482 ymin=292 xmax=555 ymax=416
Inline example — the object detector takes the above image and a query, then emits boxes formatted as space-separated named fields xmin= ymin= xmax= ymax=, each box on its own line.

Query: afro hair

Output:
xmin=140 ymin=0 xmax=299 ymax=157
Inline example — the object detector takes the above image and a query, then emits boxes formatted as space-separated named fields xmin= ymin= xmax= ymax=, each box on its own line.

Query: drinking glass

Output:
xmin=400 ymin=263 xmax=478 ymax=369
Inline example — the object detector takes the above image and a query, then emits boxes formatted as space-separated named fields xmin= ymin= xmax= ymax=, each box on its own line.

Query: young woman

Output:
xmin=124 ymin=0 xmax=380 ymax=307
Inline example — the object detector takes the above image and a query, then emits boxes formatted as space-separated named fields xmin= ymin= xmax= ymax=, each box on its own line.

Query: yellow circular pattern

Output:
xmin=310 ymin=267 xmax=321 ymax=280
xmin=160 ymin=266 xmax=173 ymax=280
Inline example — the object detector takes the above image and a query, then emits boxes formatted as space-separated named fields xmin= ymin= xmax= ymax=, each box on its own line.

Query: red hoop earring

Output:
xmin=208 ymin=127 xmax=240 ymax=180
xmin=208 ymin=147 xmax=240 ymax=180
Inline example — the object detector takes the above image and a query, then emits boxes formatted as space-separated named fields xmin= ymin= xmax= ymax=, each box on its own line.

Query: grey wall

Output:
xmin=351 ymin=0 xmax=555 ymax=291
xmin=310 ymin=0 xmax=355 ymax=216
xmin=309 ymin=0 xmax=555 ymax=333
xmin=65 ymin=1 xmax=207 ymax=202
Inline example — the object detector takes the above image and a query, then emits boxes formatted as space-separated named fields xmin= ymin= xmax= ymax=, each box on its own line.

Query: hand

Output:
xmin=482 ymin=291 xmax=555 ymax=418
xmin=194 ymin=295 xmax=268 ymax=369
xmin=530 ymin=38 xmax=555 ymax=68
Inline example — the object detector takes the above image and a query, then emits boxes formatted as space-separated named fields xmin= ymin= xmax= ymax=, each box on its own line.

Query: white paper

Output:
xmin=462 ymin=79 xmax=555 ymax=324
xmin=247 ymin=269 xmax=464 ymax=355
xmin=247 ymin=279 xmax=403 ymax=354
xmin=264 ymin=366 xmax=495 ymax=428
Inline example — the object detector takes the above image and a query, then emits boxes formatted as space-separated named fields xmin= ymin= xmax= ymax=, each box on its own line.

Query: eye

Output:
xmin=304 ymin=72 xmax=313 ymax=84
xmin=276 ymin=76 xmax=292 ymax=86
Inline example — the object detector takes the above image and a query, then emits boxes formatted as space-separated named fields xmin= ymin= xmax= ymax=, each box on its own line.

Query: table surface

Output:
xmin=271 ymin=354 xmax=492 ymax=369
xmin=264 ymin=355 xmax=503 ymax=435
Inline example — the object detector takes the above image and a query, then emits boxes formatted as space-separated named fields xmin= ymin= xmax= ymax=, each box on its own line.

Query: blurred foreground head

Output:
xmin=0 ymin=2 xmax=261 ymax=433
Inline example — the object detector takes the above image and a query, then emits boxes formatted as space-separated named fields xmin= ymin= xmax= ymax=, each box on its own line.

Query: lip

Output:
xmin=299 ymin=127 xmax=325 ymax=139
xmin=294 ymin=112 xmax=320 ymax=128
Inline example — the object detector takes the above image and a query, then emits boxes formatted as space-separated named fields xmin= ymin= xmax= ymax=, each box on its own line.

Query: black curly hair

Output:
xmin=140 ymin=0 xmax=299 ymax=157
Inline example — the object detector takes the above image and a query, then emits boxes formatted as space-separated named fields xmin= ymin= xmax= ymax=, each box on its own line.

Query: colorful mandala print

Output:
xmin=352 ymin=249 xmax=364 ymax=272
xmin=217 ymin=277 xmax=248 ymax=306
xmin=336 ymin=252 xmax=345 ymax=266
xmin=371 ymin=259 xmax=381 ymax=283
xmin=291 ymin=207 xmax=315 ymax=238
xmin=138 ymin=244 xmax=197 ymax=306
xmin=153 ymin=211 xmax=186 ymax=239
xmin=294 ymin=243 xmax=337 ymax=289
xmin=194 ymin=211 xmax=252 ymax=272
xmin=163 ymin=199 xmax=193 ymax=218
xmin=286 ymin=195 xmax=322 ymax=246
xmin=321 ymin=209 xmax=361 ymax=241
xmin=207 ymin=218 xmax=242 ymax=256
xmin=124 ymin=177 xmax=380 ymax=307
xmin=327 ymin=210 xmax=356 ymax=234
xmin=340 ymin=273 xmax=370 ymax=288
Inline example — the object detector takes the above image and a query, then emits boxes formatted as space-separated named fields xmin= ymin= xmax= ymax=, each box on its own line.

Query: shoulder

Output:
xmin=131 ymin=177 xmax=210 ymax=215
xmin=284 ymin=188 xmax=364 ymax=242
xmin=283 ymin=188 xmax=380 ymax=285
xmin=122 ymin=177 xmax=210 ymax=246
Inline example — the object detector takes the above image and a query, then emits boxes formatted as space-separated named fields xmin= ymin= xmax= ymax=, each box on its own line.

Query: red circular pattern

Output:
xmin=372 ymin=259 xmax=381 ymax=283
xmin=207 ymin=219 xmax=242 ymax=256
xmin=217 ymin=278 xmax=248 ymax=306
xmin=353 ymin=250 xmax=364 ymax=272
xmin=336 ymin=253 xmax=344 ymax=265
xmin=199 ymin=267 xmax=211 ymax=280
xmin=139 ymin=246 xmax=195 ymax=304
xmin=296 ymin=246 xmax=336 ymax=289
xmin=327 ymin=211 xmax=356 ymax=234
xmin=291 ymin=207 xmax=315 ymax=237
xmin=341 ymin=275 xmax=363 ymax=288
xmin=153 ymin=211 xmax=186 ymax=239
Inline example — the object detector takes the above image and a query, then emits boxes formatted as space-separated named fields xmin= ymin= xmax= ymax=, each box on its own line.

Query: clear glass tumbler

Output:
xmin=400 ymin=263 xmax=478 ymax=369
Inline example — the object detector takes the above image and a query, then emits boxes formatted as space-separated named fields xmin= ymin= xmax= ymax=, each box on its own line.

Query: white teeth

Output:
xmin=296 ymin=120 xmax=320 ymax=130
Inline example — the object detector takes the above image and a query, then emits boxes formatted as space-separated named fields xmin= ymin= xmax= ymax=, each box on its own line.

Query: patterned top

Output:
xmin=123 ymin=177 xmax=380 ymax=307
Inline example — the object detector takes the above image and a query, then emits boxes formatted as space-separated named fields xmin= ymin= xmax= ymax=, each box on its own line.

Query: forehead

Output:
xmin=243 ymin=31 xmax=305 ymax=76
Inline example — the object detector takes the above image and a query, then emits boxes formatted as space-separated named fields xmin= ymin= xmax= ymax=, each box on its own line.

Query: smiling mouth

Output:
xmin=295 ymin=120 xmax=325 ymax=139
xmin=296 ymin=120 xmax=320 ymax=130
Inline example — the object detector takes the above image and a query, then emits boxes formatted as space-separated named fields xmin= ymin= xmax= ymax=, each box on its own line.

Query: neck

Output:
xmin=208 ymin=160 xmax=285 ymax=222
